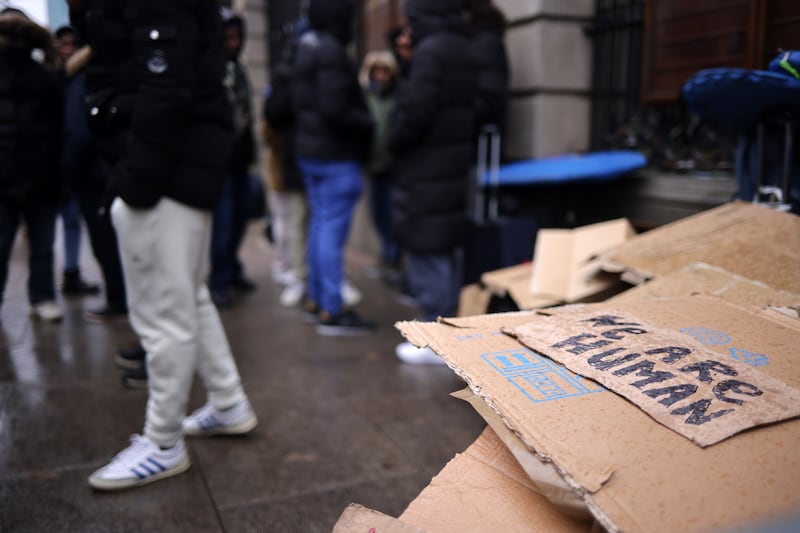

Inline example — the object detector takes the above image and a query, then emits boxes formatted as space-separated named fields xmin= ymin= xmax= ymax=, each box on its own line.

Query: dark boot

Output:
xmin=61 ymin=269 xmax=100 ymax=296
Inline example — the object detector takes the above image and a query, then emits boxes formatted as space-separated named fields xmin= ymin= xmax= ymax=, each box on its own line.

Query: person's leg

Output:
xmin=298 ymin=159 xmax=321 ymax=309
xmin=267 ymin=189 xmax=293 ymax=279
xmin=405 ymin=249 xmax=463 ymax=322
xmin=288 ymin=192 xmax=309 ymax=283
xmin=209 ymin=175 xmax=234 ymax=297
xmin=369 ymin=172 xmax=399 ymax=265
xmin=0 ymin=203 xmax=21 ymax=308
xmin=60 ymin=196 xmax=82 ymax=273
xmin=75 ymin=165 xmax=128 ymax=312
xmin=111 ymin=197 xmax=207 ymax=447
xmin=300 ymin=160 xmax=362 ymax=316
xmin=227 ymin=170 xmax=251 ymax=285
xmin=24 ymin=199 xmax=58 ymax=306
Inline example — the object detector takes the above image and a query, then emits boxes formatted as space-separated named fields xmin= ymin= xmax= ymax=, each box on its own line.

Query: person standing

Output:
xmin=54 ymin=25 xmax=101 ymax=297
xmin=359 ymin=51 xmax=402 ymax=284
xmin=291 ymin=0 xmax=376 ymax=336
xmin=69 ymin=0 xmax=257 ymax=491
xmin=208 ymin=9 xmax=258 ymax=309
xmin=0 ymin=8 xmax=63 ymax=322
xmin=389 ymin=0 xmax=478 ymax=363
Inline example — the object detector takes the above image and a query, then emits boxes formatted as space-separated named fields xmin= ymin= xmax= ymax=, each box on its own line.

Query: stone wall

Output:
xmin=497 ymin=0 xmax=594 ymax=159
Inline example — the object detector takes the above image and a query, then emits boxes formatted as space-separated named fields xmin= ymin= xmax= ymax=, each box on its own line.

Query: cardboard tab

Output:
xmin=507 ymin=308 xmax=800 ymax=446
xmin=531 ymin=218 xmax=633 ymax=301
xmin=333 ymin=504 xmax=425 ymax=533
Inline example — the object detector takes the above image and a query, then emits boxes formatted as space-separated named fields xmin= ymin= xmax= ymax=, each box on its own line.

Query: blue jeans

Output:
xmin=368 ymin=170 xmax=400 ymax=265
xmin=406 ymin=249 xmax=463 ymax=321
xmin=297 ymin=158 xmax=362 ymax=315
xmin=60 ymin=196 xmax=82 ymax=272
xmin=0 ymin=200 xmax=58 ymax=306
xmin=209 ymin=169 xmax=250 ymax=292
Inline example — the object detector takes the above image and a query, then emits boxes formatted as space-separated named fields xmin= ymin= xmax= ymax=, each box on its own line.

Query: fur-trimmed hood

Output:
xmin=0 ymin=10 xmax=56 ymax=63
xmin=65 ymin=45 xmax=91 ymax=78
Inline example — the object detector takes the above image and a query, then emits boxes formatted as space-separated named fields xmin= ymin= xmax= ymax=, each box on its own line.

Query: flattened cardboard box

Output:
xmin=609 ymin=262 xmax=800 ymax=308
xmin=601 ymin=202 xmax=800 ymax=292
xmin=397 ymin=297 xmax=800 ymax=533
xmin=399 ymin=427 xmax=592 ymax=533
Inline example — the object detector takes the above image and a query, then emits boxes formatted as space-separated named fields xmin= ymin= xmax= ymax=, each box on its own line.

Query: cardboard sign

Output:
xmin=397 ymin=297 xmax=800 ymax=533
xmin=507 ymin=308 xmax=800 ymax=446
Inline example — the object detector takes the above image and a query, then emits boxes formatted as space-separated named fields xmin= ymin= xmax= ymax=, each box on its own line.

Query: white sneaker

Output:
xmin=341 ymin=279 xmax=362 ymax=306
xmin=88 ymin=435 xmax=190 ymax=491
xmin=31 ymin=300 xmax=62 ymax=322
xmin=183 ymin=398 xmax=258 ymax=437
xmin=395 ymin=342 xmax=446 ymax=365
xmin=280 ymin=280 xmax=305 ymax=307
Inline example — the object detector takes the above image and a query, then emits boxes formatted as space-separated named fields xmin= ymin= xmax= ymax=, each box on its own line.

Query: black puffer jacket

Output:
xmin=71 ymin=0 xmax=232 ymax=209
xmin=388 ymin=0 xmax=477 ymax=254
xmin=473 ymin=29 xmax=509 ymax=131
xmin=0 ymin=11 xmax=62 ymax=206
xmin=291 ymin=0 xmax=373 ymax=162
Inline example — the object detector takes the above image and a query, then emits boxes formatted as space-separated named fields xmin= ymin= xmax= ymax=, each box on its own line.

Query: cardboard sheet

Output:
xmin=507 ymin=308 xmax=800 ymax=446
xmin=396 ymin=296 xmax=800 ymax=533
xmin=531 ymin=219 xmax=634 ymax=301
xmin=452 ymin=388 xmax=591 ymax=520
xmin=333 ymin=504 xmax=425 ymax=533
xmin=601 ymin=202 xmax=800 ymax=292
xmin=481 ymin=262 xmax=561 ymax=311
xmin=399 ymin=427 xmax=592 ymax=533
xmin=609 ymin=262 xmax=800 ymax=307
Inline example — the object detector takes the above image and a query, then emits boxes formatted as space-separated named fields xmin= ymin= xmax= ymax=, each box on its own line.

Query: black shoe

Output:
xmin=116 ymin=343 xmax=146 ymax=369
xmin=122 ymin=364 xmax=148 ymax=389
xmin=62 ymin=269 xmax=101 ymax=296
xmin=210 ymin=288 xmax=233 ymax=309
xmin=229 ymin=276 xmax=257 ymax=293
xmin=85 ymin=305 xmax=128 ymax=323
xmin=302 ymin=300 xmax=320 ymax=325
xmin=315 ymin=310 xmax=377 ymax=337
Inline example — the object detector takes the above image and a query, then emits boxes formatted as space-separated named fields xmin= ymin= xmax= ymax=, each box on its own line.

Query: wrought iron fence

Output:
xmin=588 ymin=0 xmax=736 ymax=173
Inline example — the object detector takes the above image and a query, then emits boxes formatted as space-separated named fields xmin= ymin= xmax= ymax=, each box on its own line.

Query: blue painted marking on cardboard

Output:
xmin=482 ymin=349 xmax=606 ymax=404
xmin=729 ymin=348 xmax=769 ymax=367
xmin=681 ymin=326 xmax=770 ymax=367
xmin=680 ymin=327 xmax=731 ymax=345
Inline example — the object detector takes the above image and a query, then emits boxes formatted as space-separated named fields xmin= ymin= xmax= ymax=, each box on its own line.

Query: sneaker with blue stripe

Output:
xmin=88 ymin=434 xmax=190 ymax=490
xmin=182 ymin=399 xmax=257 ymax=437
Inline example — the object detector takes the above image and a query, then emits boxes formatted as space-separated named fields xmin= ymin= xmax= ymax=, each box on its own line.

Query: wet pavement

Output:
xmin=0 ymin=223 xmax=485 ymax=532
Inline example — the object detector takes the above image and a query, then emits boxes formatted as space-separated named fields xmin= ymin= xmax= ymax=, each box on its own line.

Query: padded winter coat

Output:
xmin=0 ymin=12 xmax=62 ymax=206
xmin=290 ymin=0 xmax=373 ymax=163
xmin=72 ymin=0 xmax=232 ymax=209
xmin=388 ymin=0 xmax=478 ymax=254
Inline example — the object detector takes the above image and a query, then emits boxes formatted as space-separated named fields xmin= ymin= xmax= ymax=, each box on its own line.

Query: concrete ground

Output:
xmin=0 ymin=222 xmax=485 ymax=532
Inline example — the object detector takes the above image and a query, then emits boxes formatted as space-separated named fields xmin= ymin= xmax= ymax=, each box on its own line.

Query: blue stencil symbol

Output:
xmin=729 ymin=348 xmax=769 ymax=367
xmin=680 ymin=327 xmax=731 ymax=346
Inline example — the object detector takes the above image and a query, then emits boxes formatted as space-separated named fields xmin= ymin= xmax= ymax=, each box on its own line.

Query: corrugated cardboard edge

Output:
xmin=396 ymin=318 xmax=619 ymax=533
xmin=333 ymin=503 xmax=427 ymax=533
xmin=608 ymin=262 xmax=800 ymax=306
xmin=451 ymin=388 xmax=593 ymax=521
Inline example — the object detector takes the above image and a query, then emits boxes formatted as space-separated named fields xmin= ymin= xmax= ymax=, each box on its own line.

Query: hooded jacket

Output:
xmin=388 ymin=0 xmax=477 ymax=254
xmin=222 ymin=11 xmax=255 ymax=173
xmin=71 ymin=0 xmax=232 ymax=209
xmin=0 ymin=10 xmax=62 ymax=206
xmin=290 ymin=0 xmax=373 ymax=162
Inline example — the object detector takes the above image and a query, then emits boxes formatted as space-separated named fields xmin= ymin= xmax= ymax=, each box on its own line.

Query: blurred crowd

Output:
xmin=0 ymin=0 xmax=509 ymax=493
